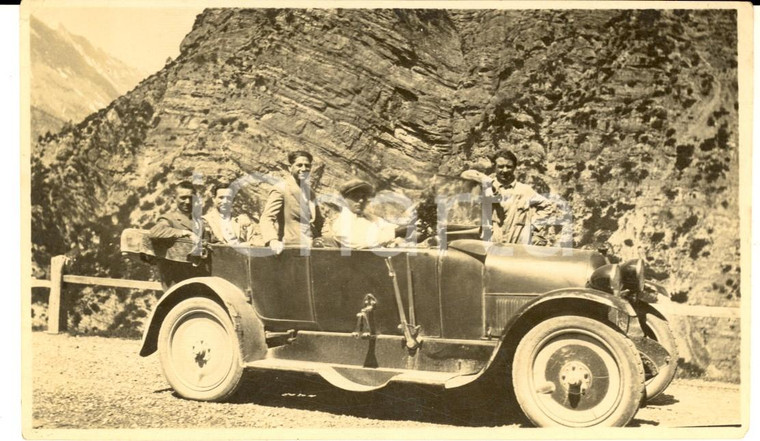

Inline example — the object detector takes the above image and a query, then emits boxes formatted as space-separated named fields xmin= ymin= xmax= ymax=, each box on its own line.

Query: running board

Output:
xmin=245 ymin=358 xmax=476 ymax=392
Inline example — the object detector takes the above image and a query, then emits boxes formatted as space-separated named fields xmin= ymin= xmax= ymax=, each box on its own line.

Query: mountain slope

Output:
xmin=30 ymin=16 xmax=148 ymax=139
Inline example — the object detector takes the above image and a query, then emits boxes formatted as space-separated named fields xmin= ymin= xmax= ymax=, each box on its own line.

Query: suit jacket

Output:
xmin=260 ymin=174 xmax=323 ymax=245
xmin=203 ymin=208 xmax=255 ymax=244
xmin=147 ymin=209 xmax=208 ymax=287
xmin=148 ymin=209 xmax=199 ymax=239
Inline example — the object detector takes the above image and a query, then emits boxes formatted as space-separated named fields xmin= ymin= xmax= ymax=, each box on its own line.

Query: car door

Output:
xmin=309 ymin=248 xmax=441 ymax=337
xmin=247 ymin=247 xmax=317 ymax=330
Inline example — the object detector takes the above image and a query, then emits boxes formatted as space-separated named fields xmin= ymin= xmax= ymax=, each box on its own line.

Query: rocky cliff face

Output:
xmin=30 ymin=16 xmax=147 ymax=139
xmin=30 ymin=8 xmax=740 ymax=379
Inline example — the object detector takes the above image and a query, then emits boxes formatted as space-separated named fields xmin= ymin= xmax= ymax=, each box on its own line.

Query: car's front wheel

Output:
xmin=512 ymin=315 xmax=645 ymax=427
xmin=158 ymin=297 xmax=243 ymax=401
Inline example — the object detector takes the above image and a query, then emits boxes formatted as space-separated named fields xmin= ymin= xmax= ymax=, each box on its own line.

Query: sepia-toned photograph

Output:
xmin=20 ymin=0 xmax=751 ymax=438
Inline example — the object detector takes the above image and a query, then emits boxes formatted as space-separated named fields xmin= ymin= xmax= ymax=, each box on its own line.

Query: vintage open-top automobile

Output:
xmin=121 ymin=217 xmax=677 ymax=428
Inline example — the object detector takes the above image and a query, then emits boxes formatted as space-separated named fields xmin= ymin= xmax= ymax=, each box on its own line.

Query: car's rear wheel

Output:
xmin=512 ymin=315 xmax=644 ymax=427
xmin=641 ymin=310 xmax=678 ymax=401
xmin=158 ymin=297 xmax=243 ymax=401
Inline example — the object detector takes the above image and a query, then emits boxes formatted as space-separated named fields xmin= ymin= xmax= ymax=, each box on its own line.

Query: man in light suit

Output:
xmin=203 ymin=182 xmax=256 ymax=245
xmin=260 ymin=150 xmax=324 ymax=254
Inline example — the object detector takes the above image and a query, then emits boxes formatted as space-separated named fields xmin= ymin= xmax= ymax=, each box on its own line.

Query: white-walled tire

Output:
xmin=512 ymin=316 xmax=645 ymax=427
xmin=158 ymin=297 xmax=243 ymax=401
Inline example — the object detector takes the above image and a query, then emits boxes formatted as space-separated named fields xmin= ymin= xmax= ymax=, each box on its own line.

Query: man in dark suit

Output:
xmin=147 ymin=180 xmax=205 ymax=288
xmin=149 ymin=180 xmax=202 ymax=241
xmin=260 ymin=151 xmax=324 ymax=254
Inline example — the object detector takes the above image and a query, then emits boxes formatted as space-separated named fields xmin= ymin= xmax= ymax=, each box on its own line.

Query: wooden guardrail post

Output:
xmin=47 ymin=255 xmax=68 ymax=334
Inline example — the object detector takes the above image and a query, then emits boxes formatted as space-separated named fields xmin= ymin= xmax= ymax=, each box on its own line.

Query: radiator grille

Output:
xmin=485 ymin=295 xmax=533 ymax=336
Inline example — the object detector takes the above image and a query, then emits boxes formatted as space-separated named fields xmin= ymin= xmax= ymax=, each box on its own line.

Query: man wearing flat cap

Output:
xmin=332 ymin=178 xmax=412 ymax=249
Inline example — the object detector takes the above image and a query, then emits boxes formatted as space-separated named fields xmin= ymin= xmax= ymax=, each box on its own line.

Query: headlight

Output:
xmin=620 ymin=259 xmax=645 ymax=296
xmin=588 ymin=264 xmax=622 ymax=296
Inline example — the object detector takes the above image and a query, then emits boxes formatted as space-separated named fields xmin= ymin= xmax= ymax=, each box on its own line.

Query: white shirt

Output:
xmin=332 ymin=208 xmax=396 ymax=249
xmin=203 ymin=208 xmax=254 ymax=245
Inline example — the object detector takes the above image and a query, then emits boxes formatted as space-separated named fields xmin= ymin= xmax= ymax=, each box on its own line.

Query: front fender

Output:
xmin=446 ymin=288 xmax=638 ymax=389
xmin=139 ymin=277 xmax=267 ymax=363
xmin=506 ymin=288 xmax=638 ymax=335
xmin=632 ymin=292 xmax=671 ymax=321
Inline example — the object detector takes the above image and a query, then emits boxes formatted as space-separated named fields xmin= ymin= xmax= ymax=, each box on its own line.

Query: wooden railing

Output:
xmin=32 ymin=255 xmax=162 ymax=334
xmin=31 ymin=255 xmax=740 ymax=334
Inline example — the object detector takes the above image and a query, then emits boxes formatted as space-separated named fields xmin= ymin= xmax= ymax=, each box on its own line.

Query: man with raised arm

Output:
xmin=461 ymin=148 xmax=554 ymax=245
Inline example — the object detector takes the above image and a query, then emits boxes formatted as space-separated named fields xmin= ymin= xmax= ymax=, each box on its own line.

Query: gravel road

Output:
xmin=29 ymin=332 xmax=741 ymax=430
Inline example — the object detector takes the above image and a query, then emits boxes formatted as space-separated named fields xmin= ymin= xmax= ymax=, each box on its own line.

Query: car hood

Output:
xmin=449 ymin=239 xmax=607 ymax=294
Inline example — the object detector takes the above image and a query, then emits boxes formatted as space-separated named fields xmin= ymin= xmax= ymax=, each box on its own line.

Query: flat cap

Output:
xmin=339 ymin=178 xmax=374 ymax=197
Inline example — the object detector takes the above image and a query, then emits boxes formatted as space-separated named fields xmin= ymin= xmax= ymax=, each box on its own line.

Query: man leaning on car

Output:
xmin=148 ymin=180 xmax=202 ymax=242
xmin=146 ymin=179 xmax=206 ymax=287
xmin=461 ymin=147 xmax=555 ymax=245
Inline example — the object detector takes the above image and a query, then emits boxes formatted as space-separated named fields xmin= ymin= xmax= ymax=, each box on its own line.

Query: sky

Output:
xmin=31 ymin=5 xmax=205 ymax=75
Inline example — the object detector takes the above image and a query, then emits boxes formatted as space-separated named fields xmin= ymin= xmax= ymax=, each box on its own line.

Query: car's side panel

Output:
xmin=406 ymin=250 xmax=442 ymax=337
xmin=310 ymin=249 xmax=402 ymax=334
xmin=438 ymin=249 xmax=484 ymax=339
xmin=240 ymin=247 xmax=443 ymax=337
xmin=208 ymin=245 xmax=251 ymax=292
xmin=263 ymin=331 xmax=495 ymax=376
xmin=311 ymin=249 xmax=443 ymax=337
xmin=247 ymin=248 xmax=316 ymax=328
xmin=484 ymin=294 xmax=534 ymax=337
